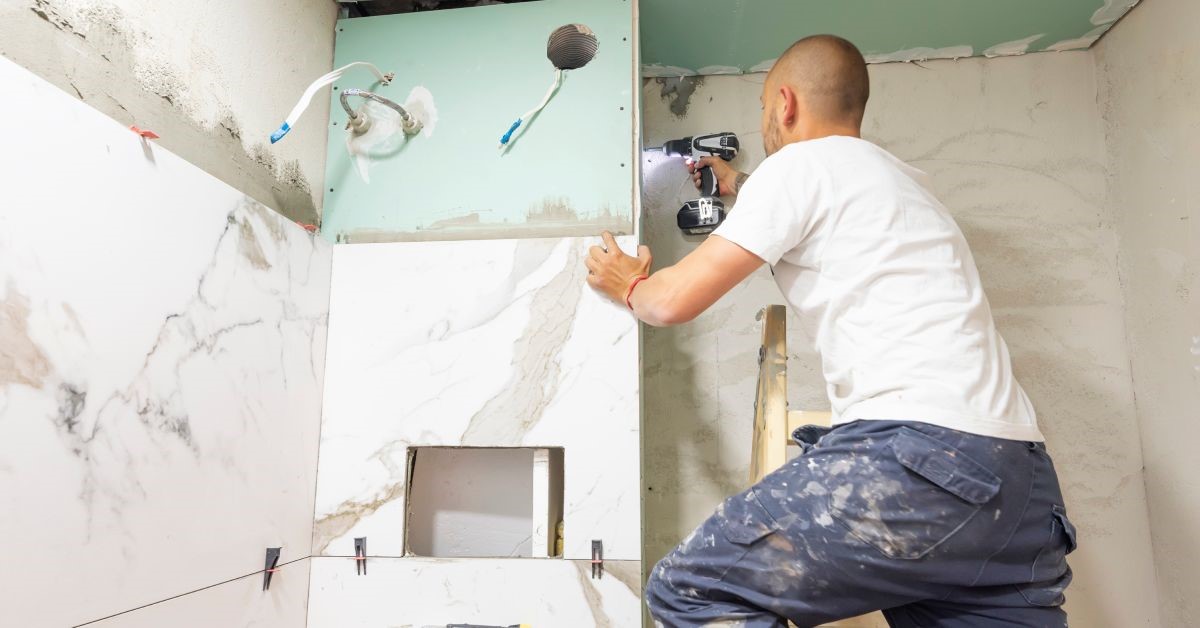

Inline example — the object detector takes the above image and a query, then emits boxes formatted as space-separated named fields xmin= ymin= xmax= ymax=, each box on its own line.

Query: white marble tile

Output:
xmin=307 ymin=557 xmax=642 ymax=627
xmin=313 ymin=237 xmax=640 ymax=560
xmin=0 ymin=56 xmax=331 ymax=627
xmin=89 ymin=558 xmax=312 ymax=628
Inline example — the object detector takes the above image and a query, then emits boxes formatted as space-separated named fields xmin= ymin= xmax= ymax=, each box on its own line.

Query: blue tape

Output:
xmin=269 ymin=122 xmax=291 ymax=144
xmin=499 ymin=119 xmax=522 ymax=145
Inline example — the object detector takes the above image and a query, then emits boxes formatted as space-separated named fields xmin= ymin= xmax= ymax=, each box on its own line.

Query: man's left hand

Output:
xmin=586 ymin=231 xmax=652 ymax=307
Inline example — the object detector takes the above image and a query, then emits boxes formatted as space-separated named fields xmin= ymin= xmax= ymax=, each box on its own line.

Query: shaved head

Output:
xmin=761 ymin=35 xmax=869 ymax=154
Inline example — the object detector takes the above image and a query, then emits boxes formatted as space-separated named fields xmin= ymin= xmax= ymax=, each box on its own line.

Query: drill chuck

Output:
xmin=660 ymin=132 xmax=740 ymax=161
xmin=662 ymin=138 xmax=694 ymax=158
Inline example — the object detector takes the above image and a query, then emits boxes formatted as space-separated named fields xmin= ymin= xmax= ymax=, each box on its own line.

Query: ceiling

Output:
xmin=337 ymin=0 xmax=537 ymax=17
xmin=640 ymin=0 xmax=1141 ymax=76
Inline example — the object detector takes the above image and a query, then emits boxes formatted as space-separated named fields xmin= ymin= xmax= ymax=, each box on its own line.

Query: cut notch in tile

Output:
xmin=404 ymin=447 xmax=564 ymax=559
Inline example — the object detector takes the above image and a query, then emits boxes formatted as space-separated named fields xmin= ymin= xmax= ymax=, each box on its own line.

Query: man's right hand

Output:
xmin=688 ymin=156 xmax=749 ymax=197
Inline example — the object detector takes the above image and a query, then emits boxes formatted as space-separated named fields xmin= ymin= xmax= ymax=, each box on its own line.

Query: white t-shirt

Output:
xmin=714 ymin=136 xmax=1042 ymax=442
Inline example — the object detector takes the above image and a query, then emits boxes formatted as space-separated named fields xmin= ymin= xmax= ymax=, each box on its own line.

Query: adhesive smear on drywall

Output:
xmin=346 ymin=86 xmax=438 ymax=183
xmin=983 ymin=34 xmax=1046 ymax=58
xmin=1092 ymin=0 xmax=1139 ymax=25
xmin=864 ymin=45 xmax=974 ymax=64
xmin=404 ymin=86 xmax=439 ymax=139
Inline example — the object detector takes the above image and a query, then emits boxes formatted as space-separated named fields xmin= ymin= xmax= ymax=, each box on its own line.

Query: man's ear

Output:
xmin=779 ymin=84 xmax=799 ymax=128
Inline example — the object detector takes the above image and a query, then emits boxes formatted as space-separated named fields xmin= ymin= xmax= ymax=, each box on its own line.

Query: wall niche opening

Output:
xmin=405 ymin=447 xmax=564 ymax=558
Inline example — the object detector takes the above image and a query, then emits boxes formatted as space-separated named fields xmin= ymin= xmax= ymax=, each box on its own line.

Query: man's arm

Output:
xmin=586 ymin=231 xmax=764 ymax=327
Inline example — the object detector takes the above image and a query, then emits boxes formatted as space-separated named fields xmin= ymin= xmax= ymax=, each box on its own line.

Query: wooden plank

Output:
xmin=750 ymin=305 xmax=789 ymax=484
xmin=787 ymin=410 xmax=833 ymax=443
xmin=531 ymin=448 xmax=565 ymax=558
xmin=822 ymin=615 xmax=892 ymax=627
xmin=746 ymin=311 xmax=887 ymax=627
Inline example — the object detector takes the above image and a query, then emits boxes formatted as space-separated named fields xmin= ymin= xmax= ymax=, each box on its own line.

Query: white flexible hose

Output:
xmin=271 ymin=62 xmax=394 ymax=144
xmin=523 ymin=69 xmax=563 ymax=122
xmin=498 ymin=69 xmax=563 ymax=150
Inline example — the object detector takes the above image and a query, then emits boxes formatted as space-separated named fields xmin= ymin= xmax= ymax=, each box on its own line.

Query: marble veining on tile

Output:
xmin=0 ymin=55 xmax=331 ymax=627
xmin=313 ymin=236 xmax=640 ymax=561
xmin=307 ymin=557 xmax=642 ymax=627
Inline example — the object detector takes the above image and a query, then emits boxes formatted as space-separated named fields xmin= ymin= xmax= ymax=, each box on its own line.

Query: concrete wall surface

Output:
xmin=1095 ymin=0 xmax=1200 ymax=624
xmin=641 ymin=51 xmax=1162 ymax=627
xmin=0 ymin=0 xmax=337 ymax=224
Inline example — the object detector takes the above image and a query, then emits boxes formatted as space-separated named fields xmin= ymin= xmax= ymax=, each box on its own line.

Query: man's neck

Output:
xmin=797 ymin=126 xmax=862 ymax=142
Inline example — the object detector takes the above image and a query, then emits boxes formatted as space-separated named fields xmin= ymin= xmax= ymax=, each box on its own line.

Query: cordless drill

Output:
xmin=658 ymin=132 xmax=740 ymax=234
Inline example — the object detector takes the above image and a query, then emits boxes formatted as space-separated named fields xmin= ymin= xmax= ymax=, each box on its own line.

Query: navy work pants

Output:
xmin=646 ymin=420 xmax=1077 ymax=627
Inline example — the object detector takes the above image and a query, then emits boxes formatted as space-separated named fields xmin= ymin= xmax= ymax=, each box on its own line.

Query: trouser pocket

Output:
xmin=1016 ymin=505 xmax=1078 ymax=606
xmin=715 ymin=488 xmax=783 ymax=581
xmin=658 ymin=488 xmax=785 ymax=594
xmin=829 ymin=427 xmax=1002 ymax=559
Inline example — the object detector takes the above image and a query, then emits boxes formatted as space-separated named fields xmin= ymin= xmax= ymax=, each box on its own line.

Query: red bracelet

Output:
xmin=624 ymin=274 xmax=650 ymax=310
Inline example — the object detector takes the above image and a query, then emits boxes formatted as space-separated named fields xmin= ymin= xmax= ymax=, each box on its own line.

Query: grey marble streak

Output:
xmin=57 ymin=200 xmax=323 ymax=501
xmin=1 ymin=54 xmax=333 ymax=627
xmin=312 ymin=240 xmax=588 ymax=547
xmin=312 ymin=235 xmax=640 ymax=560
xmin=311 ymin=241 xmax=583 ymax=549
xmin=0 ymin=196 xmax=330 ymax=626
xmin=572 ymin=559 xmax=642 ymax=627
xmin=460 ymin=240 xmax=586 ymax=444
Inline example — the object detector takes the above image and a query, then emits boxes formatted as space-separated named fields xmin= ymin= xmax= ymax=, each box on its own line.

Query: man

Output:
xmin=586 ymin=35 xmax=1076 ymax=627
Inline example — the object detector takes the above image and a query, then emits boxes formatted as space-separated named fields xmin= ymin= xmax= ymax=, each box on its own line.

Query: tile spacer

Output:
xmin=354 ymin=537 xmax=368 ymax=575
xmin=591 ymin=540 xmax=604 ymax=579
xmin=263 ymin=547 xmax=281 ymax=591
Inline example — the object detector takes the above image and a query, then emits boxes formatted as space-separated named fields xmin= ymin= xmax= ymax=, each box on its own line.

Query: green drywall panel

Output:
xmin=321 ymin=0 xmax=635 ymax=242
xmin=640 ymin=0 xmax=1139 ymax=75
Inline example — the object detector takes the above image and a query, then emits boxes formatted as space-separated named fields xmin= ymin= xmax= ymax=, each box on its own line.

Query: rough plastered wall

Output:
xmin=641 ymin=51 xmax=1161 ymax=627
xmin=0 ymin=0 xmax=337 ymax=224
xmin=1095 ymin=0 xmax=1200 ymax=624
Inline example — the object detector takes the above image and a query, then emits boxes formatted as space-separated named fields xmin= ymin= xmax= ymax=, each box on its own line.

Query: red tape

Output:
xmin=129 ymin=125 xmax=160 ymax=140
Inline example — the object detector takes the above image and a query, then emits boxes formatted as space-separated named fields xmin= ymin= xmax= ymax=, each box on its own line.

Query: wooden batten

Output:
xmin=750 ymin=305 xmax=789 ymax=484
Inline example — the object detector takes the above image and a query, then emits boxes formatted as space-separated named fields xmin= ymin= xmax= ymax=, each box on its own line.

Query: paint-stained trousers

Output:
xmin=645 ymin=420 xmax=1077 ymax=628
